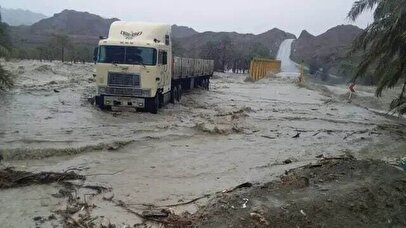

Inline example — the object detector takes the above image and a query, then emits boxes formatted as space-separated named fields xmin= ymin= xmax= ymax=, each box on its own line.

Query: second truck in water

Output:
xmin=94 ymin=21 xmax=214 ymax=113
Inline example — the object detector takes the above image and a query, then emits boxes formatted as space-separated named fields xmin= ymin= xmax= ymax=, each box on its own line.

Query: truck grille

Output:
xmin=105 ymin=87 xmax=143 ymax=96
xmin=108 ymin=73 xmax=140 ymax=87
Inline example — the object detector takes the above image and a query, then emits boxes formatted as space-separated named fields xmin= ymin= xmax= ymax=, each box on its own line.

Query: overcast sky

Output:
xmin=1 ymin=0 xmax=373 ymax=36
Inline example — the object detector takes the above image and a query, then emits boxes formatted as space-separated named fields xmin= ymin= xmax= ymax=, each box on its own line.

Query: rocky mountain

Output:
xmin=171 ymin=25 xmax=198 ymax=38
xmin=291 ymin=25 xmax=363 ymax=70
xmin=254 ymin=28 xmax=297 ymax=58
xmin=0 ymin=8 xmax=47 ymax=26
xmin=176 ymin=28 xmax=296 ymax=59
xmin=9 ymin=9 xmax=295 ymax=61
xmin=9 ymin=10 xmax=119 ymax=47
xmin=30 ymin=10 xmax=118 ymax=37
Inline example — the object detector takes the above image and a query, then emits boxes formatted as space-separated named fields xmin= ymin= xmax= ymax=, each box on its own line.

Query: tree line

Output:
xmin=175 ymin=35 xmax=271 ymax=73
xmin=13 ymin=34 xmax=94 ymax=63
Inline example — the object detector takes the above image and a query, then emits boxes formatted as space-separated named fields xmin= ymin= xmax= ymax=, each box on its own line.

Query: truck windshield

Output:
xmin=98 ymin=46 xmax=157 ymax=65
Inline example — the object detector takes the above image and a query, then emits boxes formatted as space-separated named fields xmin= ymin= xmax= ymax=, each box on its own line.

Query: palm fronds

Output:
xmin=348 ymin=0 xmax=381 ymax=21
xmin=349 ymin=0 xmax=406 ymax=114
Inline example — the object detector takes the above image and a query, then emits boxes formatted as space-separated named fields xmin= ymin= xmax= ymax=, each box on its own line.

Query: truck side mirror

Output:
xmin=93 ymin=47 xmax=98 ymax=63
xmin=165 ymin=35 xmax=170 ymax=46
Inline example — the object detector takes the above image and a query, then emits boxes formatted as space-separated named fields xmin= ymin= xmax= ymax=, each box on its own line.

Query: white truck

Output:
xmin=93 ymin=21 xmax=214 ymax=114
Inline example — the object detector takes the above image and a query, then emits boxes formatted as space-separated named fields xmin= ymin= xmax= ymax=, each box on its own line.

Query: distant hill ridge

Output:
xmin=171 ymin=25 xmax=198 ymax=38
xmin=176 ymin=27 xmax=296 ymax=58
xmin=291 ymin=25 xmax=363 ymax=70
xmin=0 ymin=8 xmax=47 ymax=26
xmin=8 ymin=9 xmax=295 ymax=58
xmin=29 ymin=9 xmax=119 ymax=36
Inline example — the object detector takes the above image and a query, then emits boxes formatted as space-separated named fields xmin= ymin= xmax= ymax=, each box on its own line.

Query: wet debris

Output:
xmin=281 ymin=175 xmax=309 ymax=189
xmin=34 ymin=65 xmax=54 ymax=73
xmin=33 ymin=214 xmax=58 ymax=226
xmin=110 ymin=199 xmax=193 ymax=226
xmin=242 ymin=198 xmax=249 ymax=208
xmin=33 ymin=216 xmax=43 ymax=222
xmin=193 ymin=122 xmax=231 ymax=135
xmin=142 ymin=209 xmax=170 ymax=218
xmin=250 ymin=212 xmax=269 ymax=225
xmin=55 ymin=183 xmax=108 ymax=228
xmin=292 ymin=132 xmax=301 ymax=138
xmin=87 ymin=97 xmax=95 ymax=105
xmin=0 ymin=168 xmax=85 ymax=189
xmin=83 ymin=185 xmax=110 ymax=194
xmin=223 ymin=182 xmax=253 ymax=193
xmin=53 ymin=89 xmax=60 ymax=93
xmin=52 ymin=188 xmax=74 ymax=198
xmin=190 ymin=158 xmax=406 ymax=227
xmin=215 ymin=106 xmax=254 ymax=117
xmin=400 ymin=157 xmax=406 ymax=171
xmin=284 ymin=159 xmax=293 ymax=164
xmin=105 ymin=141 xmax=134 ymax=151
xmin=87 ymin=77 xmax=96 ymax=83
xmin=261 ymin=135 xmax=277 ymax=139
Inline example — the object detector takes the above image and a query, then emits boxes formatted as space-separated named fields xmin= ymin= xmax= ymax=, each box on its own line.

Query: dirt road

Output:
xmin=0 ymin=60 xmax=405 ymax=227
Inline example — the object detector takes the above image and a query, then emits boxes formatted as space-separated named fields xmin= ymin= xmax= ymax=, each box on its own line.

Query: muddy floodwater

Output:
xmin=0 ymin=60 xmax=405 ymax=227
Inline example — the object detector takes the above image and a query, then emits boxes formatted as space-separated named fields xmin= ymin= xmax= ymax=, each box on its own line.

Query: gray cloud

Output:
xmin=0 ymin=0 xmax=373 ymax=36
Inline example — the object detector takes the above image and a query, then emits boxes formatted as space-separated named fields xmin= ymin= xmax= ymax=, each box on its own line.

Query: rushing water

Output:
xmin=276 ymin=39 xmax=299 ymax=73
xmin=1 ymin=59 xmax=405 ymax=227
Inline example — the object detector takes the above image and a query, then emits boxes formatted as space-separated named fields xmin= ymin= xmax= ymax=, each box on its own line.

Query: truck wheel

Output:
xmin=202 ymin=79 xmax=208 ymax=90
xmin=177 ymin=85 xmax=182 ymax=101
xmin=158 ymin=93 xmax=164 ymax=108
xmin=99 ymin=105 xmax=112 ymax=111
xmin=147 ymin=95 xmax=159 ymax=114
xmin=95 ymin=96 xmax=112 ymax=111
xmin=171 ymin=86 xmax=178 ymax=104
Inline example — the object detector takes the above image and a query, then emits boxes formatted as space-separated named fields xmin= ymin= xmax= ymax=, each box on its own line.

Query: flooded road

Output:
xmin=0 ymin=59 xmax=405 ymax=227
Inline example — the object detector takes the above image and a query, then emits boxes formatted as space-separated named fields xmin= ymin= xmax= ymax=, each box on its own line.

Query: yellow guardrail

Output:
xmin=249 ymin=58 xmax=281 ymax=81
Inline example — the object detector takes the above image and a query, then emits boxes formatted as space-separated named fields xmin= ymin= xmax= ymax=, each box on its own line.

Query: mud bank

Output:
xmin=0 ymin=60 xmax=405 ymax=227
xmin=192 ymin=157 xmax=406 ymax=228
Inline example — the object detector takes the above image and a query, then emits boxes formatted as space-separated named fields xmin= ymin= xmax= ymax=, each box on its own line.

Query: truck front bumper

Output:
xmin=95 ymin=95 xmax=146 ymax=108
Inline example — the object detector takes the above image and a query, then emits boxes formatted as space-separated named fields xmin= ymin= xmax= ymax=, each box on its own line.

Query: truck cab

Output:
xmin=94 ymin=22 xmax=172 ymax=113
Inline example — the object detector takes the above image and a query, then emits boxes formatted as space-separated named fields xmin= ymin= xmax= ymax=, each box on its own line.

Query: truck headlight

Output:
xmin=142 ymin=89 xmax=151 ymax=97
xmin=98 ymin=87 xmax=106 ymax=94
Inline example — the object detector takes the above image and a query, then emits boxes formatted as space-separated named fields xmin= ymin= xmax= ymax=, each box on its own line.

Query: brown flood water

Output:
xmin=0 ymin=59 xmax=405 ymax=227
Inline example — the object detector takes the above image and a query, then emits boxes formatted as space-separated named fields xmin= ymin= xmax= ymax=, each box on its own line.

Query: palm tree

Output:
xmin=50 ymin=34 xmax=72 ymax=62
xmin=348 ymin=0 xmax=406 ymax=114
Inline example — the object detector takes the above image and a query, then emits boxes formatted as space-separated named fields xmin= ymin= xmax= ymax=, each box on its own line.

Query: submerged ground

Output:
xmin=0 ymin=60 xmax=405 ymax=227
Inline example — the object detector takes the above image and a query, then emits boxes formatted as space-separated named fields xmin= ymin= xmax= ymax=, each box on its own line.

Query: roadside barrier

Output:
xmin=249 ymin=58 xmax=281 ymax=81
xmin=299 ymin=63 xmax=305 ymax=83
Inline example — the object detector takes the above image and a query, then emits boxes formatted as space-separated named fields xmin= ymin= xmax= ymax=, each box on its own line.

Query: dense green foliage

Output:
xmin=349 ymin=0 xmax=406 ymax=114
xmin=11 ymin=33 xmax=93 ymax=63
xmin=0 ymin=11 xmax=13 ymax=91
xmin=199 ymin=35 xmax=270 ymax=72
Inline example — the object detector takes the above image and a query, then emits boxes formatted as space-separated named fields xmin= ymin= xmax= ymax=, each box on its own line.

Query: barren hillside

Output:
xmin=8 ymin=9 xmax=295 ymax=60
xmin=291 ymin=25 xmax=363 ymax=70
xmin=9 ymin=10 xmax=119 ymax=47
